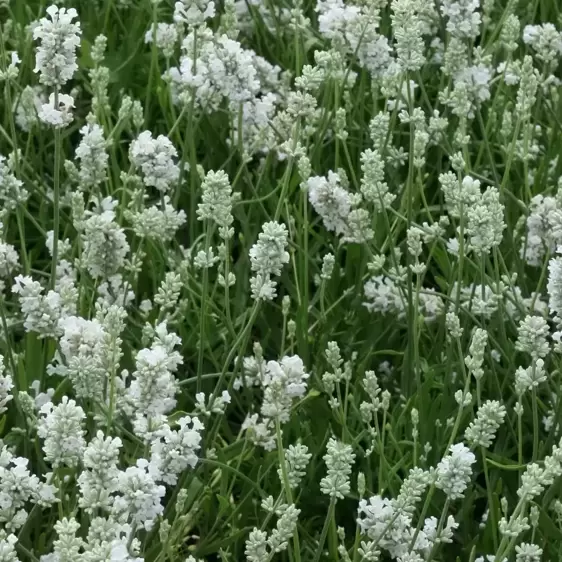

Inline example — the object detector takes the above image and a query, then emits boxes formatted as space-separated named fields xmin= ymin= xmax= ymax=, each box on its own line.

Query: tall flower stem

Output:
xmin=50 ymin=88 xmax=61 ymax=290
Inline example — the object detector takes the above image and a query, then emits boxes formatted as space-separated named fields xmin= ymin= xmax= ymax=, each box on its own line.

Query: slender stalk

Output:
xmin=517 ymin=402 xmax=523 ymax=486
xmin=274 ymin=121 xmax=301 ymax=221
xmin=276 ymin=420 xmax=302 ymax=562
xmin=405 ymin=74 xmax=416 ymax=397
xmin=144 ymin=0 xmax=159 ymax=120
xmin=223 ymin=237 xmax=234 ymax=333
xmin=196 ymin=225 xmax=214 ymax=392
xmin=481 ymin=447 xmax=498 ymax=550
xmin=300 ymin=189 xmax=309 ymax=363
xmin=50 ymin=88 xmax=61 ymax=290
xmin=312 ymin=497 xmax=335 ymax=562
xmin=531 ymin=387 xmax=539 ymax=461
xmin=105 ymin=335 xmax=119 ymax=433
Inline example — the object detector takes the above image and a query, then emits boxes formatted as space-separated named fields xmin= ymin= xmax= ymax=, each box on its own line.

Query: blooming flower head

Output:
xmin=174 ymin=0 xmax=216 ymax=27
xmin=38 ymin=397 xmax=86 ymax=468
xmin=129 ymin=131 xmax=180 ymax=193
xmin=435 ymin=443 xmax=476 ymax=500
xmin=38 ymin=93 xmax=75 ymax=128
xmin=261 ymin=355 xmax=309 ymax=421
xmin=249 ymin=221 xmax=290 ymax=300
xmin=113 ymin=458 xmax=166 ymax=531
xmin=33 ymin=5 xmax=81 ymax=86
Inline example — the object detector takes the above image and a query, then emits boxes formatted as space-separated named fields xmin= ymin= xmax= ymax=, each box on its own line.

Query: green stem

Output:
xmin=274 ymin=122 xmax=300 ymax=221
xmin=405 ymin=74 xmax=416 ymax=397
xmin=481 ymin=447 xmax=498 ymax=551
xmin=145 ymin=0 xmax=159 ymax=120
xmin=312 ymin=498 xmax=336 ymax=562
xmin=50 ymin=89 xmax=61 ymax=291
xmin=531 ymin=387 xmax=539 ymax=461
xmin=223 ymin=237 xmax=234 ymax=334
xmin=196 ymin=225 xmax=213 ymax=392
xmin=300 ymin=189 xmax=309 ymax=363
xmin=275 ymin=419 xmax=302 ymax=562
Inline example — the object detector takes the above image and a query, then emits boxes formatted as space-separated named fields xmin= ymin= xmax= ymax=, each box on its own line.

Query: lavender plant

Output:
xmin=1 ymin=0 xmax=562 ymax=561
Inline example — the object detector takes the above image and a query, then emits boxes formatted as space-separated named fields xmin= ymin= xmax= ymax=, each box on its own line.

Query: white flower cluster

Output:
xmin=515 ymin=360 xmax=547 ymax=395
xmin=38 ymin=93 xmax=75 ymax=128
xmin=521 ymin=193 xmax=562 ymax=266
xmin=440 ymin=0 xmax=481 ymax=39
xmin=280 ymin=443 xmax=312 ymax=489
xmin=523 ymin=23 xmax=562 ymax=67
xmin=242 ymin=354 xmax=309 ymax=450
xmin=129 ymin=131 xmax=180 ymax=193
xmin=194 ymin=390 xmax=231 ymax=417
xmin=319 ymin=438 xmax=355 ymax=499
xmin=363 ymin=271 xmax=444 ymax=323
xmin=391 ymin=0 xmax=427 ymax=73
xmin=307 ymin=170 xmax=373 ymax=243
xmin=0 ymin=154 xmax=28 ymax=211
xmin=547 ymin=247 xmax=562 ymax=325
xmin=169 ymin=30 xmax=260 ymax=109
xmin=0 ymin=52 xmax=20 ymax=82
xmin=14 ymin=86 xmax=46 ymax=132
xmin=38 ymin=397 xmax=86 ymax=468
xmin=363 ymin=274 xmax=405 ymax=316
xmin=126 ymin=322 xmax=182 ymax=419
xmin=12 ymin=274 xmax=77 ymax=338
xmin=126 ymin=194 xmax=187 ymax=244
xmin=174 ymin=0 xmax=216 ymax=27
xmin=357 ymin=468 xmax=436 ymax=559
xmin=33 ymin=5 xmax=81 ymax=86
xmin=78 ymin=431 xmax=122 ymax=514
xmin=55 ymin=315 xmax=108 ymax=400
xmin=0 ymin=443 xmax=58 ymax=533
xmin=516 ymin=315 xmax=550 ymax=359
xmin=360 ymin=148 xmax=395 ymax=212
xmin=78 ymin=197 xmax=130 ymax=280
xmin=33 ymin=5 xmax=81 ymax=129
xmin=316 ymin=0 xmax=393 ymax=78
xmin=233 ymin=93 xmax=279 ymax=157
xmin=168 ymin=26 xmax=285 ymax=155
xmin=307 ymin=171 xmax=356 ymax=236
xmin=145 ymin=23 xmax=179 ymax=59
xmin=435 ymin=443 xmax=476 ymax=500
xmin=148 ymin=415 xmax=203 ymax=485
xmin=113 ymin=459 xmax=166 ymax=531
xmin=261 ymin=356 xmax=309 ymax=421
xmin=74 ymin=123 xmax=109 ymax=190
xmin=0 ymin=355 xmax=13 ymax=415
xmin=465 ymin=185 xmax=505 ymax=256
xmin=197 ymin=169 xmax=235 ymax=240
xmin=249 ymin=221 xmax=290 ymax=301
xmin=39 ymin=515 xmax=144 ymax=562
xmin=440 ymin=173 xmax=482 ymax=218
xmin=465 ymin=401 xmax=507 ymax=448
xmin=245 ymin=503 xmax=300 ymax=562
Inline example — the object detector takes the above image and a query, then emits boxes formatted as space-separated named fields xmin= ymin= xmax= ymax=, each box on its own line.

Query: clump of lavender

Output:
xmin=3 ymin=2 xmax=562 ymax=562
